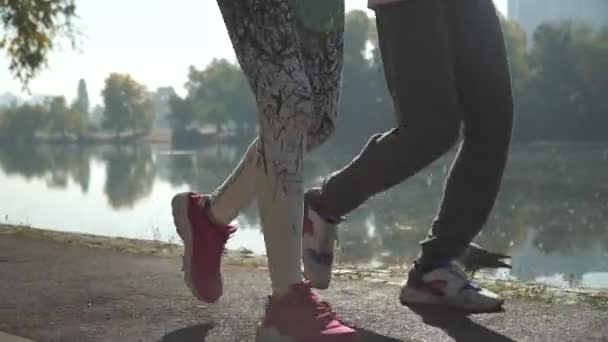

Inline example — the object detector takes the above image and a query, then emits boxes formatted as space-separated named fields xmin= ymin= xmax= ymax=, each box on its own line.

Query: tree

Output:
xmin=226 ymin=69 xmax=256 ymax=135
xmin=132 ymin=89 xmax=155 ymax=134
xmin=500 ymin=18 xmax=530 ymax=95
xmin=518 ymin=21 xmax=608 ymax=141
xmin=168 ymin=95 xmax=197 ymax=132
xmin=101 ymin=73 xmax=155 ymax=138
xmin=185 ymin=60 xmax=255 ymax=134
xmin=500 ymin=18 xmax=534 ymax=142
xmin=45 ymin=95 xmax=86 ymax=139
xmin=46 ymin=96 xmax=70 ymax=138
xmin=574 ymin=25 xmax=608 ymax=140
xmin=1 ymin=0 xmax=79 ymax=88
xmin=76 ymin=79 xmax=90 ymax=114
xmin=0 ymin=103 xmax=47 ymax=142
xmin=343 ymin=10 xmax=369 ymax=65
xmin=67 ymin=99 xmax=87 ymax=140
xmin=102 ymin=74 xmax=130 ymax=137
xmin=332 ymin=10 xmax=392 ymax=150
xmin=290 ymin=0 xmax=344 ymax=34
xmin=169 ymin=60 xmax=255 ymax=136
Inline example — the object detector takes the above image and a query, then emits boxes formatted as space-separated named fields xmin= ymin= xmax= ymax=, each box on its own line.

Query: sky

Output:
xmin=0 ymin=0 xmax=508 ymax=106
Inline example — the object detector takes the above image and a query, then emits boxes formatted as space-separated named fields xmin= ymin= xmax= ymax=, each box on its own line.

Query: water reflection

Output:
xmin=0 ymin=143 xmax=91 ymax=193
xmin=0 ymin=143 xmax=157 ymax=209
xmin=1 ymin=141 xmax=607 ymax=288
xmin=102 ymin=145 xmax=155 ymax=209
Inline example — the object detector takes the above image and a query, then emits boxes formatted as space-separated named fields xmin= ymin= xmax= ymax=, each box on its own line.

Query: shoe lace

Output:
xmin=307 ymin=287 xmax=355 ymax=327
xmin=309 ymin=291 xmax=338 ymax=321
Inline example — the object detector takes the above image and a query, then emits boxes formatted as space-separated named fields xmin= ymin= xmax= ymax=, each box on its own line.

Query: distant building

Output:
xmin=509 ymin=0 xmax=608 ymax=40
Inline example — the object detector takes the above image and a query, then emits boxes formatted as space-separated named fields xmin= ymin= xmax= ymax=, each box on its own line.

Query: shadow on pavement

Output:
xmin=407 ymin=304 xmax=516 ymax=342
xmin=161 ymin=323 xmax=214 ymax=342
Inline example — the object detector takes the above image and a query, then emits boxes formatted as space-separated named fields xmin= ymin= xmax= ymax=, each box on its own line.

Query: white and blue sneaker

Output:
xmin=399 ymin=261 xmax=504 ymax=313
xmin=302 ymin=191 xmax=341 ymax=290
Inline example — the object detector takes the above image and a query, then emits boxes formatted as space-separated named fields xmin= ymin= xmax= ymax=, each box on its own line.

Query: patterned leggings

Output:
xmin=209 ymin=0 xmax=344 ymax=288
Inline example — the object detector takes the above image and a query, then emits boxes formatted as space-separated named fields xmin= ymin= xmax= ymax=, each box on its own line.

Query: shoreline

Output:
xmin=1 ymin=223 xmax=607 ymax=310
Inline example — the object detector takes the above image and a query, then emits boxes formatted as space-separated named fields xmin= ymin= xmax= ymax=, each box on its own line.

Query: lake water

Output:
xmin=1 ymin=141 xmax=607 ymax=289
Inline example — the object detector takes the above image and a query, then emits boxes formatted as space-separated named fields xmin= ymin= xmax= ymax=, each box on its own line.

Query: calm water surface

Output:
xmin=1 ymin=142 xmax=607 ymax=289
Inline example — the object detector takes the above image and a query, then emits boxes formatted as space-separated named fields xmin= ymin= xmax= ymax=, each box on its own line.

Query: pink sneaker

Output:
xmin=255 ymin=282 xmax=359 ymax=342
xmin=171 ymin=192 xmax=236 ymax=303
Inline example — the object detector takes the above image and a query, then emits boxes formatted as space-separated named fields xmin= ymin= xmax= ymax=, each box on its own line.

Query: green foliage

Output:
xmin=169 ymin=59 xmax=255 ymax=135
xmin=2 ymin=9 xmax=607 ymax=145
xmin=332 ymin=11 xmax=391 ymax=148
xmin=67 ymin=99 xmax=87 ymax=138
xmin=0 ymin=0 xmax=79 ymax=88
xmin=290 ymin=0 xmax=344 ymax=33
xmin=343 ymin=10 xmax=369 ymax=62
xmin=0 ymin=103 xmax=47 ymax=142
xmin=501 ymin=18 xmax=530 ymax=94
xmin=514 ymin=21 xmax=608 ymax=141
xmin=101 ymin=73 xmax=155 ymax=137
xmin=164 ymin=13 xmax=607 ymax=147
xmin=168 ymin=95 xmax=196 ymax=132
xmin=0 ymin=95 xmax=87 ymax=141
xmin=46 ymin=96 xmax=69 ymax=137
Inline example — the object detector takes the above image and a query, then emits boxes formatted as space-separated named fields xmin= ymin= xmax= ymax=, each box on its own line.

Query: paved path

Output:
xmin=0 ymin=233 xmax=607 ymax=342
